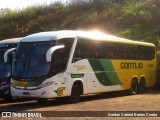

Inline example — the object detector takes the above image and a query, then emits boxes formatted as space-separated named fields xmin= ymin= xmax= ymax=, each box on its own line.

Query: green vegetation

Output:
xmin=0 ymin=0 xmax=160 ymax=45
xmin=0 ymin=0 xmax=160 ymax=88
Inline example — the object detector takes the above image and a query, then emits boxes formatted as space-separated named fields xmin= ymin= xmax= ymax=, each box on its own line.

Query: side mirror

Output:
xmin=4 ymin=48 xmax=16 ymax=63
xmin=46 ymin=45 xmax=65 ymax=62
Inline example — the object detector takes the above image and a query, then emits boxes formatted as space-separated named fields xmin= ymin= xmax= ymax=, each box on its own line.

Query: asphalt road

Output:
xmin=0 ymin=90 xmax=160 ymax=120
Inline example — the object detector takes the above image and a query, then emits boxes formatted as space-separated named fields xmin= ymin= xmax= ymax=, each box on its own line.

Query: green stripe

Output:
xmin=71 ymin=74 xmax=84 ymax=78
xmin=88 ymin=59 xmax=121 ymax=86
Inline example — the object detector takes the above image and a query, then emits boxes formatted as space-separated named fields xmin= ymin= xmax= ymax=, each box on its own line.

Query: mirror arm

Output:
xmin=4 ymin=48 xmax=16 ymax=63
xmin=46 ymin=45 xmax=65 ymax=62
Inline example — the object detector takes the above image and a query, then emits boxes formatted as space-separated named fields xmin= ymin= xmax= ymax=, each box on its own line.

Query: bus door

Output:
xmin=49 ymin=48 xmax=69 ymax=97
xmin=50 ymin=38 xmax=75 ymax=97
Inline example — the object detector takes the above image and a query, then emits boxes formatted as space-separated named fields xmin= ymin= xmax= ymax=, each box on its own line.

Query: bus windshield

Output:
xmin=12 ymin=41 xmax=56 ymax=79
xmin=0 ymin=49 xmax=10 ymax=78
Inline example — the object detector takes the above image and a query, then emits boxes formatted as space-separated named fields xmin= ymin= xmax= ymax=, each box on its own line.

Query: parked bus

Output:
xmin=0 ymin=38 xmax=22 ymax=100
xmin=8 ymin=30 xmax=156 ymax=103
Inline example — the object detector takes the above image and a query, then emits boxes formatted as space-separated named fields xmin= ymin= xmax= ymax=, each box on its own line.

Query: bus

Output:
xmin=9 ymin=30 xmax=156 ymax=103
xmin=0 ymin=38 xmax=22 ymax=100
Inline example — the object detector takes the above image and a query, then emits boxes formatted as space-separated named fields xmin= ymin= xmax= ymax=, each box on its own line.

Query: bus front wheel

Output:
xmin=69 ymin=85 xmax=80 ymax=103
xmin=131 ymin=79 xmax=138 ymax=94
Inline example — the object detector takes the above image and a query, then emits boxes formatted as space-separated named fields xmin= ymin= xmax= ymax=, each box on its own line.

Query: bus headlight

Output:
xmin=38 ymin=81 xmax=53 ymax=88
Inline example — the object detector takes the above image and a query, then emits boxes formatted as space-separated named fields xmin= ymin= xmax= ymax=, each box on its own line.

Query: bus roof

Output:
xmin=0 ymin=37 xmax=22 ymax=44
xmin=21 ymin=30 xmax=155 ymax=47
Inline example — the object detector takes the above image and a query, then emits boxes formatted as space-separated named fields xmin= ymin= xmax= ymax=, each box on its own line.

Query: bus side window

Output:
xmin=138 ymin=46 xmax=155 ymax=60
xmin=147 ymin=47 xmax=155 ymax=60
xmin=73 ymin=49 xmax=82 ymax=62
xmin=132 ymin=46 xmax=138 ymax=60
xmin=73 ymin=39 xmax=90 ymax=62
xmin=137 ymin=46 xmax=145 ymax=60
xmin=89 ymin=41 xmax=97 ymax=59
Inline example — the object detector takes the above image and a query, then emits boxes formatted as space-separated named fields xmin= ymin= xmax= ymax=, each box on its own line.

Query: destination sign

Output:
xmin=0 ymin=44 xmax=17 ymax=48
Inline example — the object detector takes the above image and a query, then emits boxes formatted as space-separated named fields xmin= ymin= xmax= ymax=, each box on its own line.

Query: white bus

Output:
xmin=9 ymin=30 xmax=156 ymax=103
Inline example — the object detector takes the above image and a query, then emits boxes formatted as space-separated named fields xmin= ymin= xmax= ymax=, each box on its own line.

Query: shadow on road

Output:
xmin=0 ymin=98 xmax=34 ymax=104
xmin=0 ymin=90 xmax=158 ymax=112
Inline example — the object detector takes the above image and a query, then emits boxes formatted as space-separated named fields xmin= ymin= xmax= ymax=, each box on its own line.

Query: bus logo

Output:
xmin=56 ymin=87 xmax=66 ymax=96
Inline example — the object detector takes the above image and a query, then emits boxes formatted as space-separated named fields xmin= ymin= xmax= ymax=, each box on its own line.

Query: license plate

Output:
xmin=23 ymin=92 xmax=30 ymax=96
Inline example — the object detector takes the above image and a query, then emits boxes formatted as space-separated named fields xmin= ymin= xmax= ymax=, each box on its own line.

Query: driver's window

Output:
xmin=49 ymin=38 xmax=74 ymax=75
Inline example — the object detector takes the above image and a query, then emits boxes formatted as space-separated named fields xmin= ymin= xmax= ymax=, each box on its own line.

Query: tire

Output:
xmin=139 ymin=79 xmax=145 ymax=93
xmin=131 ymin=79 xmax=138 ymax=94
xmin=69 ymin=85 xmax=80 ymax=103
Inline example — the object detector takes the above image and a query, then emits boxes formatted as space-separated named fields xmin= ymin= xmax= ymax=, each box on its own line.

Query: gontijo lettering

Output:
xmin=121 ymin=62 xmax=143 ymax=69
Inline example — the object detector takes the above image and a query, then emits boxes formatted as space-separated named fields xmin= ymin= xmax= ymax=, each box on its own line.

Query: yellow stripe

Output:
xmin=12 ymin=79 xmax=28 ymax=87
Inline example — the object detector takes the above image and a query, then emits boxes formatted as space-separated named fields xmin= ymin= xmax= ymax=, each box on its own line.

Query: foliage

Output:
xmin=0 ymin=0 xmax=160 ymax=46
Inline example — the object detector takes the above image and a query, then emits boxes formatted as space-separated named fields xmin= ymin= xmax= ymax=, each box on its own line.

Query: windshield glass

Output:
xmin=30 ymin=43 xmax=53 ymax=77
xmin=12 ymin=41 xmax=56 ymax=79
xmin=0 ymin=49 xmax=11 ymax=78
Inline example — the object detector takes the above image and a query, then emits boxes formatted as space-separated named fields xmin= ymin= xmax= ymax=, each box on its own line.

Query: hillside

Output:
xmin=0 ymin=0 xmax=160 ymax=45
